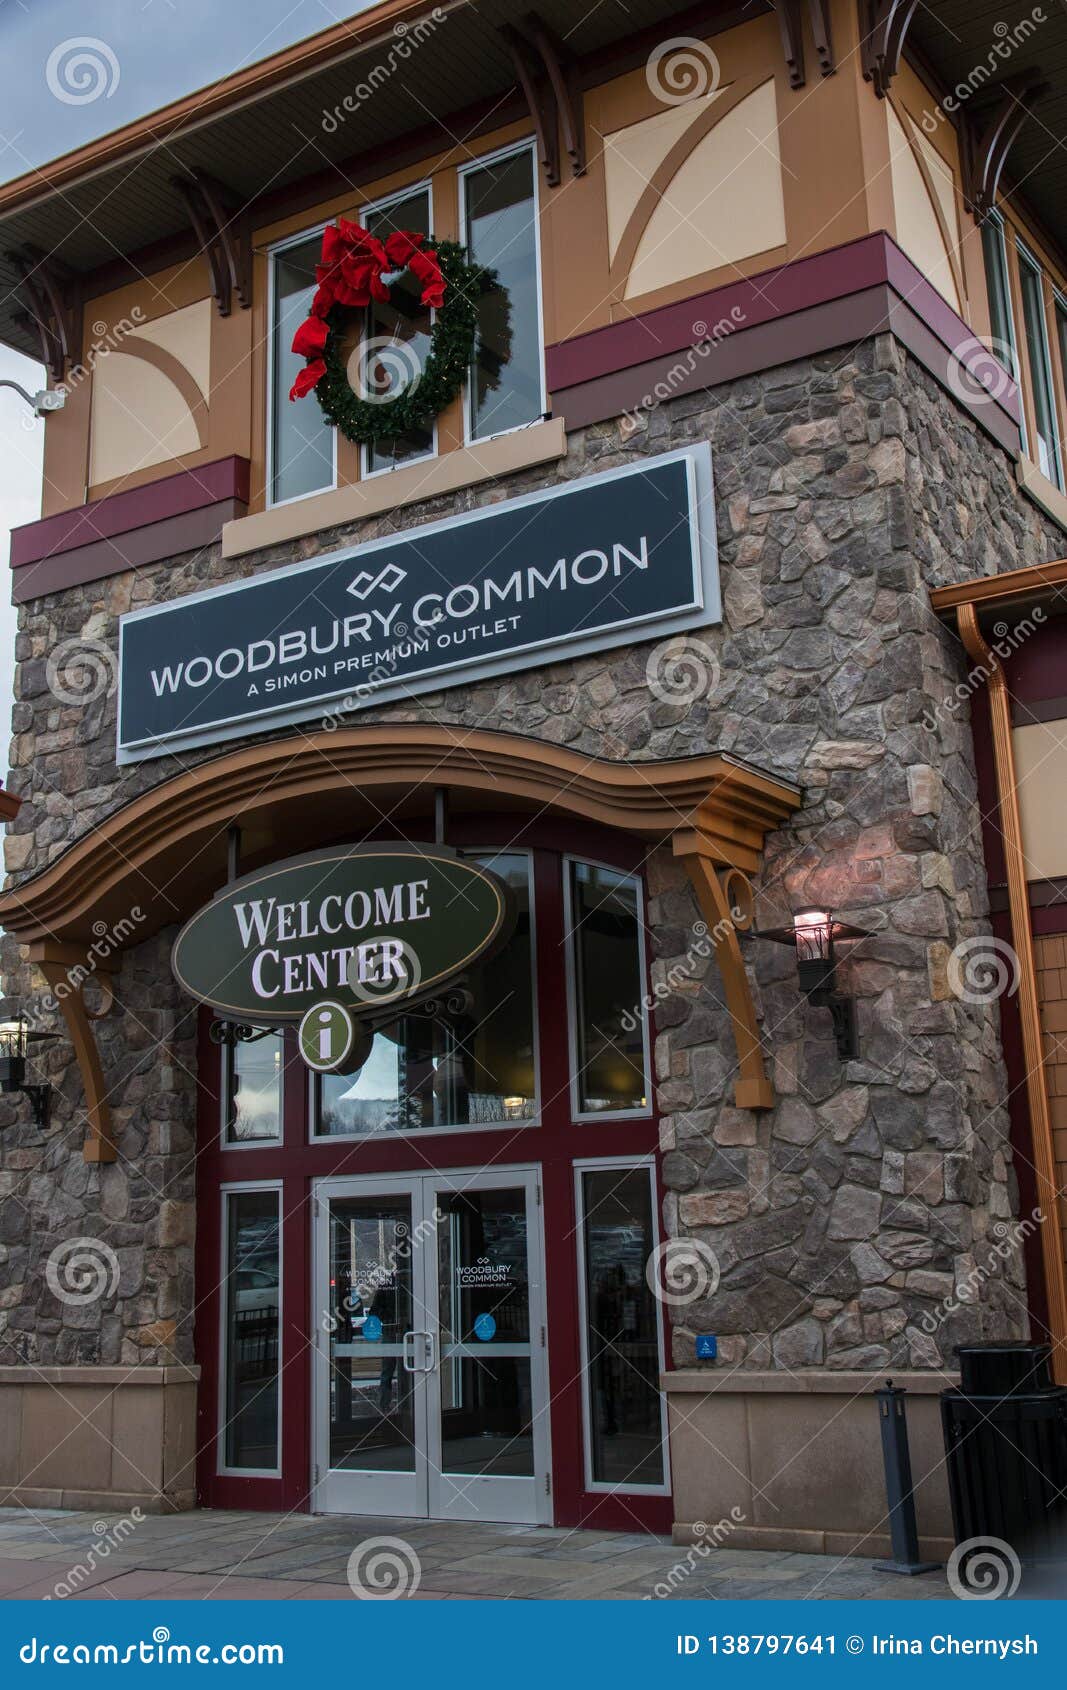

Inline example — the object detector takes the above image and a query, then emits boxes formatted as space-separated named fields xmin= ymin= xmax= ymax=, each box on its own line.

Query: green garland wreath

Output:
xmin=313 ymin=241 xmax=505 ymax=449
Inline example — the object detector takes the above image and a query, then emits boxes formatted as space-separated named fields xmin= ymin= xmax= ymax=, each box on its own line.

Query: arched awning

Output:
xmin=0 ymin=726 xmax=801 ymax=1159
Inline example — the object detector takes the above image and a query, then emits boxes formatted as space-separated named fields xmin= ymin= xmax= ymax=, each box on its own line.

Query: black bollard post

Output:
xmin=872 ymin=1379 xmax=941 ymax=1575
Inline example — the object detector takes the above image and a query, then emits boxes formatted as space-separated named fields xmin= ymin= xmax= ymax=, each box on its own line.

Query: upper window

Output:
xmin=461 ymin=146 xmax=544 ymax=441
xmin=361 ymin=186 xmax=435 ymax=477
xmin=313 ymin=851 xmax=536 ymax=1136
xmin=566 ymin=861 xmax=649 ymax=1118
xmin=981 ymin=215 xmax=1022 ymax=395
xmin=269 ymin=233 xmax=337 ymax=505
xmin=225 ymin=1033 xmax=283 ymax=1144
xmin=1017 ymin=243 xmax=1064 ymax=490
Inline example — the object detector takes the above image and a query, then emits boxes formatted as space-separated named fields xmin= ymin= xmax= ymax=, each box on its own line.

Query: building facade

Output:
xmin=0 ymin=0 xmax=1066 ymax=1559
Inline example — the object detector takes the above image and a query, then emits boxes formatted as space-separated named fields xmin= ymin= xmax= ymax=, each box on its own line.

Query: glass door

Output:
xmin=427 ymin=1172 xmax=548 ymax=1523
xmin=312 ymin=1168 xmax=549 ymax=1523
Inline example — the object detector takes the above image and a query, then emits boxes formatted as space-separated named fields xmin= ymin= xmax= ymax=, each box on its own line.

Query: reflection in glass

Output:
xmin=315 ymin=853 xmax=535 ymax=1135
xmin=1018 ymin=251 xmax=1063 ymax=488
xmin=463 ymin=149 xmax=541 ymax=440
xmin=328 ymin=1196 xmax=418 ymax=1472
xmin=226 ymin=1033 xmax=282 ymax=1143
xmin=271 ymin=235 xmax=335 ymax=504
xmin=360 ymin=189 xmax=435 ymax=475
xmin=437 ymin=1187 xmax=533 ymax=1477
xmin=224 ymin=1190 xmax=280 ymax=1470
xmin=570 ymin=863 xmax=647 ymax=1113
xmin=581 ymin=1169 xmax=664 ymax=1486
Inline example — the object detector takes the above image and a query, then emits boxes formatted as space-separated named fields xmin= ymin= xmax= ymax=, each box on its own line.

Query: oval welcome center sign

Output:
xmin=171 ymin=845 xmax=510 ymax=1021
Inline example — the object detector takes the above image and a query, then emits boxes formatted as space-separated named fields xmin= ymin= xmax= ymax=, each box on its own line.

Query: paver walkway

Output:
xmin=0 ymin=1507 xmax=971 ymax=1601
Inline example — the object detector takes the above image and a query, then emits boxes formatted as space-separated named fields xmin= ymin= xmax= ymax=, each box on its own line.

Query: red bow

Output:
xmin=289 ymin=220 xmax=445 ymax=401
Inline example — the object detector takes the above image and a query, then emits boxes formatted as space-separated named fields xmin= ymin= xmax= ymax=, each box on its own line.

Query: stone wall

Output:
xmin=1 ymin=332 xmax=1063 ymax=1377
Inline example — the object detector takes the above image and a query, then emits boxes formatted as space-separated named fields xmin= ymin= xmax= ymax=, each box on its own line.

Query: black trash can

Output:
xmin=941 ymin=1341 xmax=1067 ymax=1564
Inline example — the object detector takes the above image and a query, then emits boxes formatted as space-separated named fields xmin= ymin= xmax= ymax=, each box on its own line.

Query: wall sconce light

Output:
xmin=0 ymin=1018 xmax=60 ymax=1128
xmin=757 ymin=909 xmax=869 ymax=1060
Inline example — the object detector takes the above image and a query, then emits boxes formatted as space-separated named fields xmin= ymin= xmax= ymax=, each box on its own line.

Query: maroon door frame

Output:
xmin=194 ymin=815 xmax=674 ymax=1532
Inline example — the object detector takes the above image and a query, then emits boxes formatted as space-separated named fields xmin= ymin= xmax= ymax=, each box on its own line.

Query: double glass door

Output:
xmin=312 ymin=1169 xmax=550 ymax=1523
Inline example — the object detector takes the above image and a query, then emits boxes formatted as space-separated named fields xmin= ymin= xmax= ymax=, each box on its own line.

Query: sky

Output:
xmin=0 ymin=0 xmax=384 ymax=758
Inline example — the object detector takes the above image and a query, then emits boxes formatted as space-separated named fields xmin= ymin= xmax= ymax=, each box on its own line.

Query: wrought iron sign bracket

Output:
xmin=6 ymin=246 xmax=82 ymax=384
xmin=28 ymin=942 xmax=118 ymax=1163
xmin=859 ymin=0 xmax=920 ymax=98
xmin=960 ymin=75 xmax=1049 ymax=222
xmin=173 ymin=169 xmax=252 ymax=317
xmin=770 ymin=0 xmax=835 ymax=89
xmin=499 ymin=12 xmax=586 ymax=184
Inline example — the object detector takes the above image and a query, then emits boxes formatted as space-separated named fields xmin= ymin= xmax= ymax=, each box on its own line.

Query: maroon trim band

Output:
xmin=10 ymin=456 xmax=250 ymax=569
xmin=546 ymin=233 xmax=1022 ymax=448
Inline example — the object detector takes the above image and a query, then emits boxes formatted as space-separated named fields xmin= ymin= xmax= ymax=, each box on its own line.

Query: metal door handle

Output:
xmin=422 ymin=1330 xmax=436 ymax=1372
xmin=402 ymin=1329 xmax=417 ymax=1373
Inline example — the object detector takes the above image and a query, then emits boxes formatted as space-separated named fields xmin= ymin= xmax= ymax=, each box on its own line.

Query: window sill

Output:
xmin=223 ymin=419 xmax=567 ymax=559
xmin=1017 ymin=455 xmax=1067 ymax=533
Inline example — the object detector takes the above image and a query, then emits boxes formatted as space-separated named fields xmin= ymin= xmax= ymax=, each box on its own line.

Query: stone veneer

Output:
xmin=1 ymin=332 xmax=1063 ymax=1411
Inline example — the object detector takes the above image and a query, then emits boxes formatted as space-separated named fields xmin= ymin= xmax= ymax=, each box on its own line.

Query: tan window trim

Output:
xmin=1017 ymin=455 xmax=1067 ymax=534
xmin=223 ymin=419 xmax=566 ymax=559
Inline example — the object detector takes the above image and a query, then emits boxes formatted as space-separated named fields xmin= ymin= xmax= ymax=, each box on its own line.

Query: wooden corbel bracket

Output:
xmin=859 ymin=0 xmax=920 ymax=99
xmin=172 ymin=169 xmax=252 ymax=317
xmin=671 ymin=832 xmax=773 ymax=1111
xmin=28 ymin=941 xmax=118 ymax=1164
xmin=770 ymin=0 xmax=835 ymax=89
xmin=499 ymin=11 xmax=586 ymax=184
xmin=960 ymin=75 xmax=1050 ymax=222
xmin=6 ymin=245 xmax=82 ymax=384
xmin=499 ymin=21 xmax=561 ymax=186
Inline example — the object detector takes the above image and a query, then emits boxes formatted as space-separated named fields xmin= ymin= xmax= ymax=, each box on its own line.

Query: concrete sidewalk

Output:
xmin=0 ymin=1506 xmax=965 ymax=1601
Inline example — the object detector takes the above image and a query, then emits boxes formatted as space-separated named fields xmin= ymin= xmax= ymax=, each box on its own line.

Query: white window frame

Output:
xmin=218 ymin=1180 xmax=284 ymax=1479
xmin=563 ymin=854 xmax=653 ymax=1124
xmin=573 ymin=1155 xmax=671 ymax=1497
xmin=357 ymin=176 xmax=439 ymax=482
xmin=457 ymin=138 xmax=547 ymax=448
xmin=220 ymin=1031 xmax=284 ymax=1151
xmin=1016 ymin=238 xmax=1064 ymax=490
xmin=266 ymin=219 xmax=339 ymax=510
xmin=308 ymin=847 xmax=541 ymax=1142
xmin=982 ymin=211 xmax=1029 ymax=456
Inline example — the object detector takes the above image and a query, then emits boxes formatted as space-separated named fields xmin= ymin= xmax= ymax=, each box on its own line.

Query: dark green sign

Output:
xmin=171 ymin=845 xmax=509 ymax=1022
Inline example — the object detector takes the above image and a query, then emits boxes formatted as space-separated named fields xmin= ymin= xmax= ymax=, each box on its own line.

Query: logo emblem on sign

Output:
xmin=347 ymin=563 xmax=407 ymax=600
xmin=298 ymin=1000 xmax=355 ymax=1073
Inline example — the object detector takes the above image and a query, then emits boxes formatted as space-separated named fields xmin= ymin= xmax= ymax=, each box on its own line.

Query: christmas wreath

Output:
xmin=288 ymin=218 xmax=504 ymax=448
